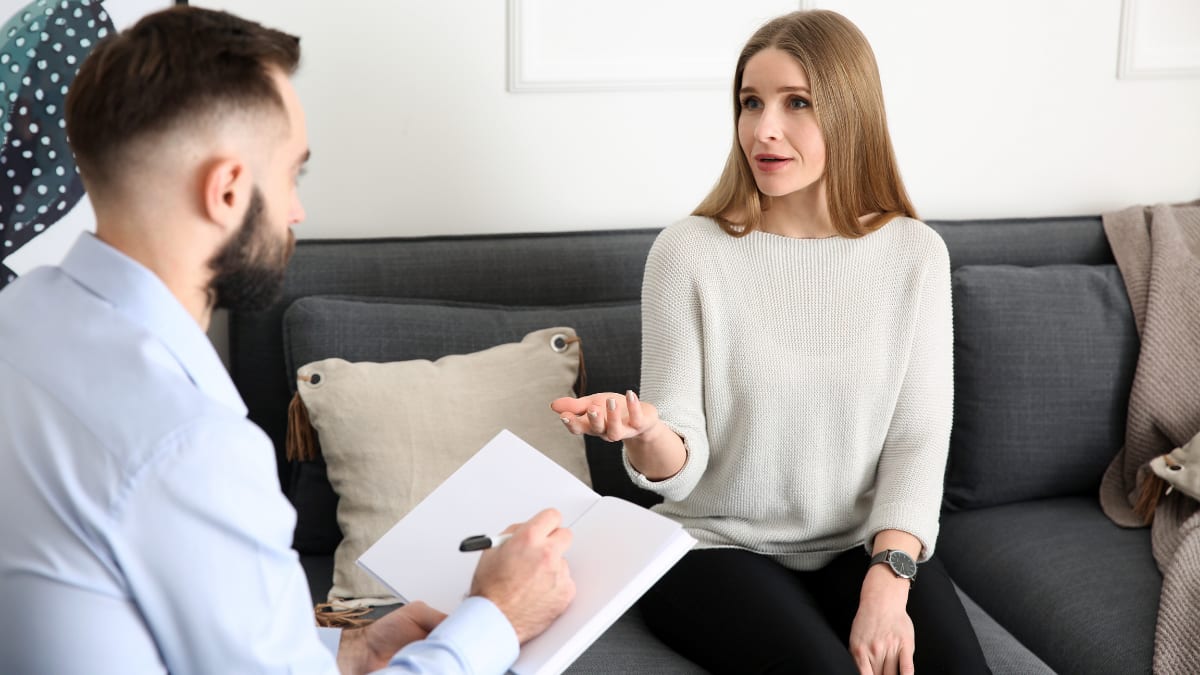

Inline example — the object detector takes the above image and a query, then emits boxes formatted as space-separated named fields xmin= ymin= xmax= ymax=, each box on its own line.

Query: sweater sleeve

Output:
xmin=622 ymin=224 xmax=711 ymax=502
xmin=865 ymin=235 xmax=954 ymax=561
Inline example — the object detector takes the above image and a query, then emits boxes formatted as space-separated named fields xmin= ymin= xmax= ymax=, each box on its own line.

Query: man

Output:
xmin=0 ymin=7 xmax=574 ymax=674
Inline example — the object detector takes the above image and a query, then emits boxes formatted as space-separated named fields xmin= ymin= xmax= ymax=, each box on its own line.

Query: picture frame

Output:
xmin=1117 ymin=0 xmax=1200 ymax=79
xmin=506 ymin=0 xmax=812 ymax=93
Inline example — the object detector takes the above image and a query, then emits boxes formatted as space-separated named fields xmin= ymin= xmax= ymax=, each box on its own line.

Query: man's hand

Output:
xmin=469 ymin=508 xmax=575 ymax=643
xmin=337 ymin=601 xmax=447 ymax=675
xmin=849 ymin=565 xmax=915 ymax=675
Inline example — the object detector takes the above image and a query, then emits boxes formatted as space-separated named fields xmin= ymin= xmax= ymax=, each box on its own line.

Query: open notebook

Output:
xmin=357 ymin=429 xmax=696 ymax=675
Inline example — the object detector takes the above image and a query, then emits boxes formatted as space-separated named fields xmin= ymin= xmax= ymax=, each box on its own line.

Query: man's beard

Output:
xmin=207 ymin=187 xmax=296 ymax=312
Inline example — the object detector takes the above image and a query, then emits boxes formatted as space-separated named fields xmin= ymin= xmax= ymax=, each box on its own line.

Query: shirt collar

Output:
xmin=60 ymin=233 xmax=247 ymax=416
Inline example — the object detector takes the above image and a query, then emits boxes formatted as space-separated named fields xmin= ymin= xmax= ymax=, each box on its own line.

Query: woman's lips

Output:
xmin=754 ymin=154 xmax=792 ymax=172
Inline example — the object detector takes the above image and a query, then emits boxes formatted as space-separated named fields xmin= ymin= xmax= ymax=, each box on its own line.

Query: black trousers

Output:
xmin=639 ymin=547 xmax=991 ymax=674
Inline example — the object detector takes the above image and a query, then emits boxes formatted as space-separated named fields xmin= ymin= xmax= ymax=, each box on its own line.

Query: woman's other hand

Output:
xmin=850 ymin=563 xmax=916 ymax=675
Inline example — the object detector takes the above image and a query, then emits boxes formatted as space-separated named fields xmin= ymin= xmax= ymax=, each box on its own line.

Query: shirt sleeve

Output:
xmin=380 ymin=597 xmax=519 ymax=674
xmin=111 ymin=414 xmax=340 ymax=675
xmin=623 ymin=224 xmax=711 ymax=502
xmin=113 ymin=413 xmax=519 ymax=675
xmin=865 ymin=235 xmax=955 ymax=561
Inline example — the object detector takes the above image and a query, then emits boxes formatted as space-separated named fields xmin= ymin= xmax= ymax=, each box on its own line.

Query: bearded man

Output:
xmin=0 ymin=7 xmax=573 ymax=674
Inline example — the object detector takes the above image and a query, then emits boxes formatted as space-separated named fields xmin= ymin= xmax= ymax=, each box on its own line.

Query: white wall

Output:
xmin=193 ymin=0 xmax=1200 ymax=239
xmin=199 ymin=0 xmax=1200 ymax=364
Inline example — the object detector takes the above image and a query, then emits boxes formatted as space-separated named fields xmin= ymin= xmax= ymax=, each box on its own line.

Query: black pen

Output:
xmin=458 ymin=533 xmax=512 ymax=552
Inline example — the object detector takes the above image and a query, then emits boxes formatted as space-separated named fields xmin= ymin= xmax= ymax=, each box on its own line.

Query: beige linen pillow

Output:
xmin=295 ymin=327 xmax=589 ymax=604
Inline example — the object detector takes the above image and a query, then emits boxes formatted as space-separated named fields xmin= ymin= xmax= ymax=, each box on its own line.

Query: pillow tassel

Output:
xmin=1133 ymin=471 xmax=1168 ymax=524
xmin=313 ymin=602 xmax=373 ymax=629
xmin=287 ymin=390 xmax=320 ymax=462
xmin=565 ymin=336 xmax=587 ymax=395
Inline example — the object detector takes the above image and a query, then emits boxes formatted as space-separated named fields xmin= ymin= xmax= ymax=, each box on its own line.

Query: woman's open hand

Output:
xmin=551 ymin=390 xmax=659 ymax=443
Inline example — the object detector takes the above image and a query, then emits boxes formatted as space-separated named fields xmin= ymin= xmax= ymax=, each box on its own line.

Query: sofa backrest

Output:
xmin=230 ymin=215 xmax=1133 ymax=553
xmin=233 ymin=229 xmax=658 ymax=552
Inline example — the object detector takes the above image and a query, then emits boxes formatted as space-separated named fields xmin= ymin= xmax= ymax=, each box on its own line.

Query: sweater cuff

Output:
xmin=864 ymin=508 xmax=938 ymax=562
xmin=621 ymin=434 xmax=694 ymax=502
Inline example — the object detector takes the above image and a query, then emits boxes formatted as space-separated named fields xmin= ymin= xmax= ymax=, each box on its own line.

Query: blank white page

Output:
xmin=357 ymin=429 xmax=599 ymax=612
xmin=516 ymin=495 xmax=695 ymax=675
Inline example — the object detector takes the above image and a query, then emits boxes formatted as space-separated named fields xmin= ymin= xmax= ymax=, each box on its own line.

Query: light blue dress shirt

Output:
xmin=0 ymin=233 xmax=519 ymax=674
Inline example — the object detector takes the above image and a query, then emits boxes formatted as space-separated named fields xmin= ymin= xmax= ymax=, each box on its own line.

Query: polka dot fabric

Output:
xmin=0 ymin=0 xmax=113 ymax=289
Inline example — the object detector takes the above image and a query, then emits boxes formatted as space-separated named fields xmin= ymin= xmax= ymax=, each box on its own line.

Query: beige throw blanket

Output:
xmin=1099 ymin=202 xmax=1200 ymax=674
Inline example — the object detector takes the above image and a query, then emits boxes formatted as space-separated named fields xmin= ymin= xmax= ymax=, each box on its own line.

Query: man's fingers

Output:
xmin=401 ymin=601 xmax=447 ymax=632
xmin=545 ymin=524 xmax=574 ymax=555
xmin=523 ymin=508 xmax=563 ymax=537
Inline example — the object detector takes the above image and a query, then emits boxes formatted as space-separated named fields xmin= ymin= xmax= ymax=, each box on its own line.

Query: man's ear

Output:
xmin=201 ymin=157 xmax=252 ymax=233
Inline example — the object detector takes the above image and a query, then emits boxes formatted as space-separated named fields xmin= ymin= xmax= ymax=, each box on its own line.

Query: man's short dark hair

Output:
xmin=64 ymin=6 xmax=300 ymax=190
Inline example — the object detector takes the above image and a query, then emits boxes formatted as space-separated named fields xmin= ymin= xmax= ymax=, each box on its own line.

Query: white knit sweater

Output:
xmin=623 ymin=216 xmax=953 ymax=569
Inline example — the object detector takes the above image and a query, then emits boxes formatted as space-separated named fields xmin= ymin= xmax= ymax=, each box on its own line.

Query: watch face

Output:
xmin=889 ymin=551 xmax=918 ymax=578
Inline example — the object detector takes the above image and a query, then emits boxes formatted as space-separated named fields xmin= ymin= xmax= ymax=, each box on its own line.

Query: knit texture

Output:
xmin=625 ymin=216 xmax=953 ymax=570
xmin=1098 ymin=202 xmax=1200 ymax=674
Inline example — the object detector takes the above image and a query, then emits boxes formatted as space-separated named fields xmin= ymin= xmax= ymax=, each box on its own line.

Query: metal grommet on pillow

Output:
xmin=550 ymin=333 xmax=569 ymax=353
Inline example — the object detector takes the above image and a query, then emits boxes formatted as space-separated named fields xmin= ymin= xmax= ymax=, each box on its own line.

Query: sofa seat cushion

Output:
xmin=299 ymin=553 xmax=1050 ymax=674
xmin=956 ymin=586 xmax=1055 ymax=675
xmin=940 ymin=497 xmax=1159 ymax=674
xmin=946 ymin=264 xmax=1138 ymax=510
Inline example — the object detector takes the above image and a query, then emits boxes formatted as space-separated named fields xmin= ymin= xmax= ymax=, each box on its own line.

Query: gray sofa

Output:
xmin=229 ymin=215 xmax=1157 ymax=674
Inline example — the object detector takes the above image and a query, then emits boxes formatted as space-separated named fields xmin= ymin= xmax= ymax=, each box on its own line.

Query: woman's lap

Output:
xmin=639 ymin=547 xmax=990 ymax=674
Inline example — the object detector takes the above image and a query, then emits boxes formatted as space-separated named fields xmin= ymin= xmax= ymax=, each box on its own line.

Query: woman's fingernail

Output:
xmin=607 ymin=398 xmax=617 ymax=411
xmin=560 ymin=417 xmax=571 ymax=426
xmin=628 ymin=390 xmax=638 ymax=402
xmin=587 ymin=409 xmax=598 ymax=419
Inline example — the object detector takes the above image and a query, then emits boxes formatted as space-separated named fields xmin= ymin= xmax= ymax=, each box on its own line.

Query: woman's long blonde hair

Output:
xmin=694 ymin=10 xmax=916 ymax=238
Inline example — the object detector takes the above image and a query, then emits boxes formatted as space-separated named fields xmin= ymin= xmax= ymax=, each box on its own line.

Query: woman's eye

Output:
xmin=788 ymin=96 xmax=810 ymax=110
xmin=740 ymin=97 xmax=762 ymax=110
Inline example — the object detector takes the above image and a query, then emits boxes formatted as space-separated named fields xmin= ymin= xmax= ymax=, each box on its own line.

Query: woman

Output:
xmin=552 ymin=10 xmax=990 ymax=675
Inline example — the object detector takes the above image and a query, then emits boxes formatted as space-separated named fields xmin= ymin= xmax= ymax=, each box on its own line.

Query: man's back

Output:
xmin=0 ymin=235 xmax=332 ymax=673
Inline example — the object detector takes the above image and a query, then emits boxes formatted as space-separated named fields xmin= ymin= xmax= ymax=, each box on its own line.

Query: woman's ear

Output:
xmin=201 ymin=157 xmax=251 ymax=233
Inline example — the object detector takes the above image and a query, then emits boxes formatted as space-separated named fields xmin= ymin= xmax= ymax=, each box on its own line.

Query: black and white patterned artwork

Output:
xmin=0 ymin=0 xmax=180 ymax=290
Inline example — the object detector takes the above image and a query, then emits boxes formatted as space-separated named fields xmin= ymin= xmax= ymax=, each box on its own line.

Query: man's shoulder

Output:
xmin=1 ymin=271 xmax=252 ymax=472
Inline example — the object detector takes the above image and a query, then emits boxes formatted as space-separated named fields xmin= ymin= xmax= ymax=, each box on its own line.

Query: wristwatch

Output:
xmin=869 ymin=549 xmax=918 ymax=582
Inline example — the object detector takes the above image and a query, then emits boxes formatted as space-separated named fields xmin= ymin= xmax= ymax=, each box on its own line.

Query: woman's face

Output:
xmin=737 ymin=48 xmax=826 ymax=201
